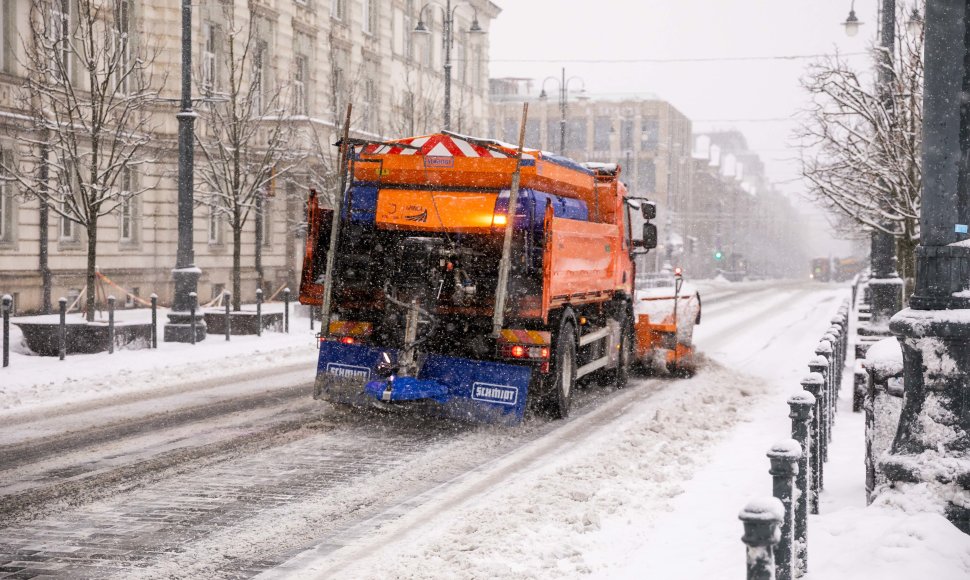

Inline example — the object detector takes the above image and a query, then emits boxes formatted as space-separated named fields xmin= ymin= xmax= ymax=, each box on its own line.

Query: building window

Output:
xmin=51 ymin=0 xmax=71 ymax=80
xmin=202 ymin=22 xmax=217 ymax=93
xmin=261 ymin=196 xmax=272 ymax=245
xmin=293 ymin=54 xmax=307 ymax=114
xmin=252 ymin=39 xmax=267 ymax=114
xmin=60 ymin=204 xmax=75 ymax=240
xmin=0 ymin=1 xmax=9 ymax=73
xmin=423 ymin=18 xmax=434 ymax=68
xmin=331 ymin=0 xmax=345 ymax=20
xmin=594 ymin=116 xmax=612 ymax=151
xmin=363 ymin=0 xmax=377 ymax=35
xmin=0 ymin=148 xmax=13 ymax=244
xmin=0 ymin=179 xmax=8 ymax=243
xmin=455 ymin=40 xmax=465 ymax=84
xmin=525 ymin=119 xmax=540 ymax=148
xmin=637 ymin=158 xmax=656 ymax=193
xmin=403 ymin=91 xmax=415 ymax=134
xmin=363 ymin=78 xmax=377 ymax=132
xmin=404 ymin=0 xmax=414 ymax=60
xmin=502 ymin=117 xmax=517 ymax=144
xmin=208 ymin=206 xmax=222 ymax=244
xmin=119 ymin=168 xmax=137 ymax=244
xmin=621 ymin=118 xmax=634 ymax=151
xmin=641 ymin=117 xmax=660 ymax=148
xmin=114 ymin=0 xmax=132 ymax=94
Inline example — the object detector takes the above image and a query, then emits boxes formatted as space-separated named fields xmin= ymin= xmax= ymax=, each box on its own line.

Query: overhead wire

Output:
xmin=490 ymin=52 xmax=869 ymax=64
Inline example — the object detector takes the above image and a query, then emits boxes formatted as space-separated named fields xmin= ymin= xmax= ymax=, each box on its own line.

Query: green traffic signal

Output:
xmin=714 ymin=250 xmax=723 ymax=261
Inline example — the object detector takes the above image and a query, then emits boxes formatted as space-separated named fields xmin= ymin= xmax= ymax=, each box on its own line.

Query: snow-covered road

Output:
xmin=0 ymin=280 xmax=910 ymax=579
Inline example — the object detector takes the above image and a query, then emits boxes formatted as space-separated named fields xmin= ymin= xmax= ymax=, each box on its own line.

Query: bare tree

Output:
xmin=798 ymin=3 xmax=923 ymax=279
xmin=389 ymin=58 xmax=445 ymax=137
xmin=195 ymin=0 xmax=300 ymax=311
xmin=2 ymin=0 xmax=160 ymax=321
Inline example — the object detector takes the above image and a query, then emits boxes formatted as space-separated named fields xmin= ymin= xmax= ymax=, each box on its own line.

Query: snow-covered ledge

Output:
xmin=880 ymin=308 xmax=970 ymax=534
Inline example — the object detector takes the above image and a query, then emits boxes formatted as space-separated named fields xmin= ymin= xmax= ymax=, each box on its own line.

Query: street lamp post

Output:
xmin=165 ymin=0 xmax=206 ymax=342
xmin=540 ymin=68 xmax=585 ymax=155
xmin=844 ymin=0 xmax=904 ymax=327
xmin=414 ymin=1 xmax=485 ymax=131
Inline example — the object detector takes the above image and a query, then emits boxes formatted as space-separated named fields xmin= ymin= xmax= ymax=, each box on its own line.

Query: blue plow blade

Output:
xmin=314 ymin=341 xmax=533 ymax=425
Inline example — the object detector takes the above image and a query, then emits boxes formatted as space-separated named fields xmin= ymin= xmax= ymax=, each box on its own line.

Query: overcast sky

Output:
xmin=488 ymin=0 xmax=890 ymax=255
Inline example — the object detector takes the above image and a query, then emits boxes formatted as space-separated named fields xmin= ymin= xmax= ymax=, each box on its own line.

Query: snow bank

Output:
xmin=808 ymin=503 xmax=970 ymax=579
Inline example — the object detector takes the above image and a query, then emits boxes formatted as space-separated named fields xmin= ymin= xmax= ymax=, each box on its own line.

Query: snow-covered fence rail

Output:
xmin=740 ymin=299 xmax=851 ymax=580
xmin=0 ymin=285 xmax=294 ymax=366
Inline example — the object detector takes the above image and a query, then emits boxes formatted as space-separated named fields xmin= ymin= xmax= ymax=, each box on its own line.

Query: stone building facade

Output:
xmin=0 ymin=0 xmax=499 ymax=314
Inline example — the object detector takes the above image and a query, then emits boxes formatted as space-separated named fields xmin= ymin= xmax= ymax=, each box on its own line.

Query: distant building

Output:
xmin=688 ymin=130 xmax=806 ymax=279
xmin=488 ymin=78 xmax=693 ymax=272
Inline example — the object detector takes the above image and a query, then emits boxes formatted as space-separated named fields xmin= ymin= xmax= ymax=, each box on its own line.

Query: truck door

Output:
xmin=299 ymin=189 xmax=334 ymax=305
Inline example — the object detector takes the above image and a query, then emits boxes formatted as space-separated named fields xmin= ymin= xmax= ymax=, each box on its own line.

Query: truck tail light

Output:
xmin=499 ymin=343 xmax=551 ymax=361
xmin=340 ymin=336 xmax=356 ymax=345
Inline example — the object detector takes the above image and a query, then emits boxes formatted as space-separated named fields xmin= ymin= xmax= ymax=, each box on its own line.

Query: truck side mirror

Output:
xmin=640 ymin=223 xmax=657 ymax=250
xmin=641 ymin=201 xmax=657 ymax=220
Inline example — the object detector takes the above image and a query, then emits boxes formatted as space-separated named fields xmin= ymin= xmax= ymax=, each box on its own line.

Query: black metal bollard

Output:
xmin=310 ymin=304 xmax=315 ymax=330
xmin=189 ymin=292 xmax=197 ymax=345
xmin=150 ymin=293 xmax=158 ymax=349
xmin=740 ymin=497 xmax=784 ymax=580
xmin=224 ymin=291 xmax=232 ymax=341
xmin=2 ymin=294 xmax=11 ymax=368
xmin=813 ymin=341 xmax=834 ymax=450
xmin=256 ymin=288 xmax=263 ymax=337
xmin=107 ymin=295 xmax=115 ymax=354
xmin=801 ymin=372 xmax=825 ymax=511
xmin=283 ymin=287 xmax=290 ymax=333
xmin=768 ymin=440 xmax=801 ymax=580
xmin=58 ymin=297 xmax=67 ymax=361
xmin=823 ymin=330 xmax=841 ymax=401
xmin=788 ymin=390 xmax=815 ymax=576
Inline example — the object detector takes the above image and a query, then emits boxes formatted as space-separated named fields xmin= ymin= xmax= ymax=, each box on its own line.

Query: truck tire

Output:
xmin=603 ymin=311 xmax=633 ymax=389
xmin=539 ymin=321 xmax=577 ymax=419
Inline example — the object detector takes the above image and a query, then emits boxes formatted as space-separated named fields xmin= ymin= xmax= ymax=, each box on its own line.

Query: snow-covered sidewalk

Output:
xmin=0 ymin=305 xmax=320 ymax=417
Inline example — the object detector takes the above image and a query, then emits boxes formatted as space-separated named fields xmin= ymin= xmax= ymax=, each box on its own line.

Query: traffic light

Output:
xmin=714 ymin=250 xmax=724 ymax=261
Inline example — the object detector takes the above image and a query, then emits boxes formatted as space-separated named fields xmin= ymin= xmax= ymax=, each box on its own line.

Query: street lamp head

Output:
xmin=468 ymin=17 xmax=485 ymax=34
xmin=539 ymin=88 xmax=548 ymax=99
xmin=842 ymin=9 xmax=862 ymax=37
xmin=906 ymin=7 xmax=922 ymax=35
xmin=413 ymin=19 xmax=431 ymax=34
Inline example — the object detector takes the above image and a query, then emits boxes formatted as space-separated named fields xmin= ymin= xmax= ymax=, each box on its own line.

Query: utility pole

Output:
xmin=165 ymin=0 xmax=206 ymax=342
xmin=882 ymin=0 xmax=970 ymax=535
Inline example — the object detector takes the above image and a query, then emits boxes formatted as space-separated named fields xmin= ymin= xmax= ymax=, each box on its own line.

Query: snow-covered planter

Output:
xmin=14 ymin=319 xmax=152 ymax=356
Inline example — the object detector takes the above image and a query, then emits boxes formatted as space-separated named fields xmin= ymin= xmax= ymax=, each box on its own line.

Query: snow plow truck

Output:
xmin=300 ymin=130 xmax=699 ymax=425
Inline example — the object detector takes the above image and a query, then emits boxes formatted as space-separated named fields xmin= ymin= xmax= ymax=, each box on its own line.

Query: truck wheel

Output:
xmin=540 ymin=321 xmax=577 ymax=419
xmin=604 ymin=312 xmax=633 ymax=389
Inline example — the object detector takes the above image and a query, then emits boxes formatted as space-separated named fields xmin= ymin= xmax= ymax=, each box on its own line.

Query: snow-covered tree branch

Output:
xmin=797 ymin=2 xmax=923 ymax=279
xmin=194 ymin=0 xmax=302 ymax=311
